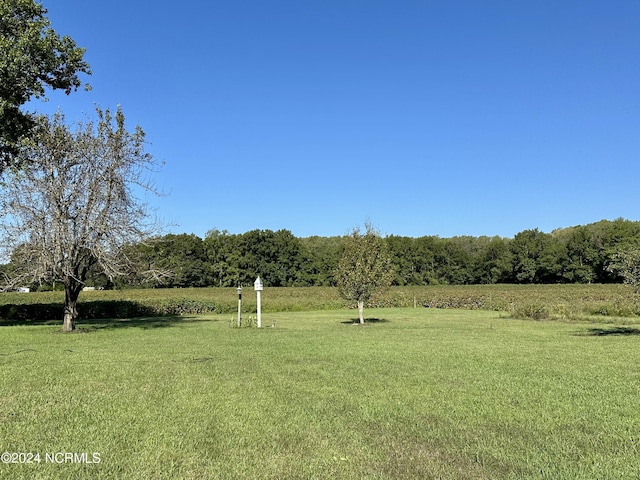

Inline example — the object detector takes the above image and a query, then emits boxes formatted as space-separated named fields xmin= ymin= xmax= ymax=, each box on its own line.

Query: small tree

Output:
xmin=335 ymin=223 xmax=394 ymax=324
xmin=0 ymin=106 xmax=166 ymax=331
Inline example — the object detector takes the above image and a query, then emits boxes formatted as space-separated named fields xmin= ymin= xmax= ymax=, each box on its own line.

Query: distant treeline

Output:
xmin=7 ymin=219 xmax=640 ymax=290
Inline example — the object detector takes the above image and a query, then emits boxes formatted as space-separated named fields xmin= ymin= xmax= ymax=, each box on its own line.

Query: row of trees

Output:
xmin=389 ymin=219 xmax=640 ymax=286
xmin=39 ymin=218 xmax=638 ymax=291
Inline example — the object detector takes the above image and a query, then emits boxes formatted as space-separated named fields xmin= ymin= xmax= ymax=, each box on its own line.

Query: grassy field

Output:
xmin=1 ymin=307 xmax=639 ymax=479
xmin=2 ymin=284 xmax=640 ymax=323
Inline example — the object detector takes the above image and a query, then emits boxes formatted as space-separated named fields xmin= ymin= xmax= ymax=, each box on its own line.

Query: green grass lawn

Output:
xmin=1 ymin=308 xmax=639 ymax=479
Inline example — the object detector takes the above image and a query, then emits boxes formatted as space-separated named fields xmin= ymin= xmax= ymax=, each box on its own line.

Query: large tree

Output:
xmin=0 ymin=106 xmax=164 ymax=331
xmin=335 ymin=223 xmax=394 ymax=324
xmin=0 ymin=0 xmax=90 ymax=171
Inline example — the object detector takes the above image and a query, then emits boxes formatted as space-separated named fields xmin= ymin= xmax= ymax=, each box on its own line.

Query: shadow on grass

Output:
xmin=341 ymin=317 xmax=390 ymax=325
xmin=76 ymin=316 xmax=201 ymax=331
xmin=0 ymin=300 xmax=202 ymax=330
xmin=577 ymin=326 xmax=640 ymax=337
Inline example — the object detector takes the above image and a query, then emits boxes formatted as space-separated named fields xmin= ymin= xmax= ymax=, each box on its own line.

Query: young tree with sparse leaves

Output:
xmin=335 ymin=223 xmax=394 ymax=324
xmin=0 ymin=106 xmax=167 ymax=332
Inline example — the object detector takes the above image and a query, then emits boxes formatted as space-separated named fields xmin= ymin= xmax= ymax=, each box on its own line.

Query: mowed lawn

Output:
xmin=1 ymin=308 xmax=639 ymax=479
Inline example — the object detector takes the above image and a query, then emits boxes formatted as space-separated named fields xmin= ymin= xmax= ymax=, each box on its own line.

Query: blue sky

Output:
xmin=33 ymin=1 xmax=639 ymax=238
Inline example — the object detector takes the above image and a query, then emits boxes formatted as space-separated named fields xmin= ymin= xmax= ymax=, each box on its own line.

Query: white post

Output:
xmin=254 ymin=276 xmax=263 ymax=328
xmin=256 ymin=290 xmax=262 ymax=328
xmin=237 ymin=286 xmax=242 ymax=327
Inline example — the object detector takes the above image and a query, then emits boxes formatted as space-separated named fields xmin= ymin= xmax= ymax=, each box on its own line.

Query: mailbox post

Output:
xmin=236 ymin=286 xmax=242 ymax=327
xmin=254 ymin=276 xmax=263 ymax=328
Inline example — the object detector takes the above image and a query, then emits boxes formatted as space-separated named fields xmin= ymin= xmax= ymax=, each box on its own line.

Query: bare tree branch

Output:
xmin=0 ymin=106 xmax=170 ymax=331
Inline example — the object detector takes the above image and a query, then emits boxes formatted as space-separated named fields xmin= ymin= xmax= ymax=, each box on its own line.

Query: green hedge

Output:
xmin=0 ymin=303 xmax=64 ymax=322
xmin=2 ymin=285 xmax=640 ymax=324
xmin=0 ymin=299 xmax=225 ymax=323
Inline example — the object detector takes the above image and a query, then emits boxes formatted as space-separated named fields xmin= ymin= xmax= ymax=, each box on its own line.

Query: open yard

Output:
xmin=1 ymin=306 xmax=639 ymax=479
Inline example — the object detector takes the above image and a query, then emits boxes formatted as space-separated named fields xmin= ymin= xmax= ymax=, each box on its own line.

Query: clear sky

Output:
xmin=32 ymin=1 xmax=639 ymax=239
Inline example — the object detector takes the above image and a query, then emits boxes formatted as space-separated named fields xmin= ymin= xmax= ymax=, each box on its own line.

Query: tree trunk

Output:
xmin=63 ymin=280 xmax=82 ymax=332
xmin=358 ymin=300 xmax=364 ymax=324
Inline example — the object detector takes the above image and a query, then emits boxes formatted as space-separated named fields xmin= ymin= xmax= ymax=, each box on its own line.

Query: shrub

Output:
xmin=511 ymin=303 xmax=550 ymax=321
xmin=0 ymin=303 xmax=63 ymax=322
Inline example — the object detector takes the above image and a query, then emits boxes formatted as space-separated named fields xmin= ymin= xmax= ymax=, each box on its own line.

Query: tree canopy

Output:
xmin=0 ymin=0 xmax=90 ymax=171
xmin=607 ymin=243 xmax=640 ymax=292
